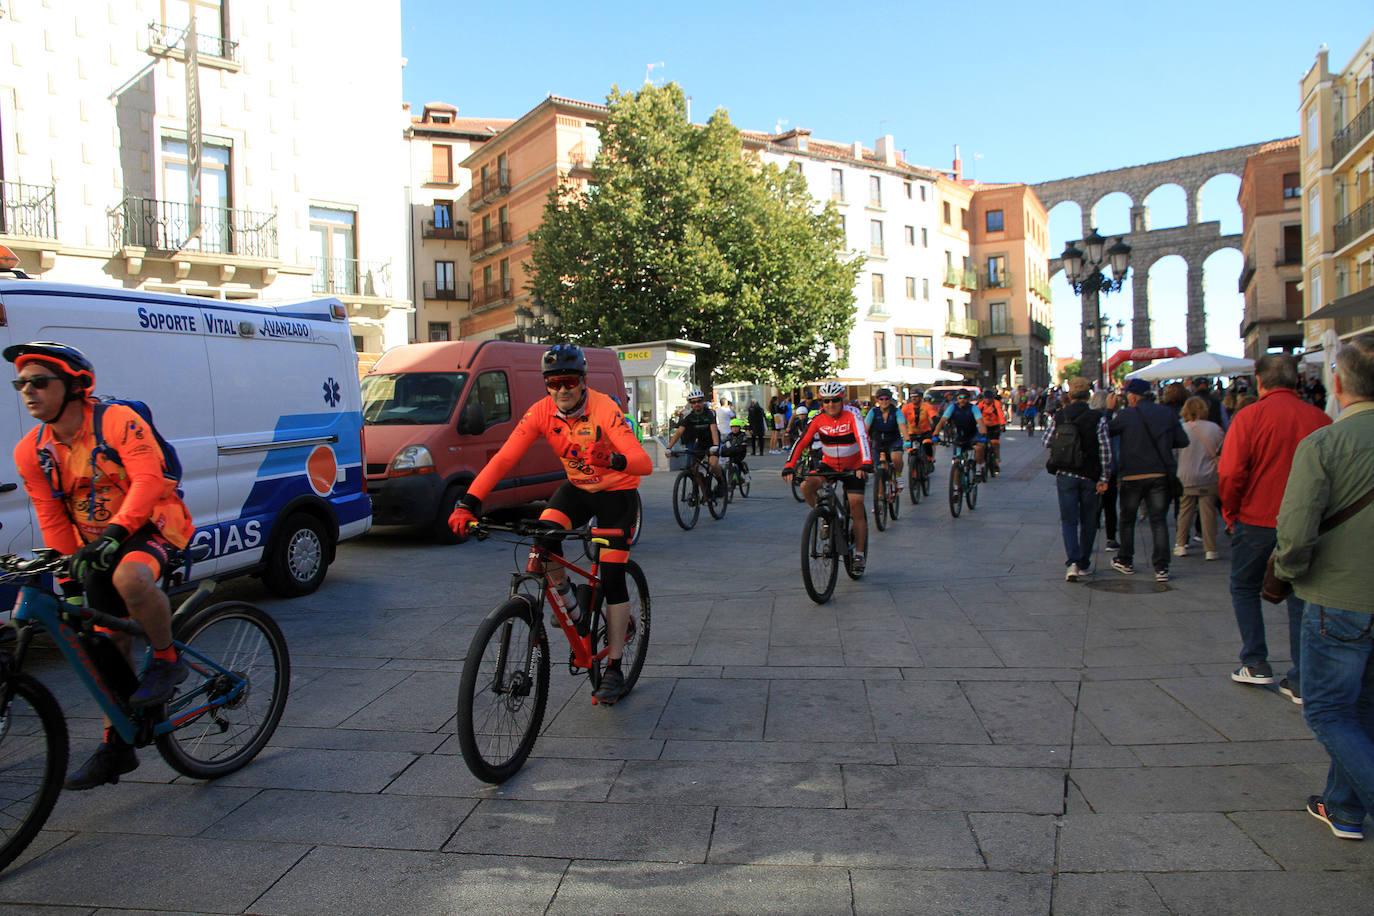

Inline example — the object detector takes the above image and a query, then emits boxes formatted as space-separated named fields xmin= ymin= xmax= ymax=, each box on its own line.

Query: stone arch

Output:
xmin=1047 ymin=200 xmax=1083 ymax=255
xmin=1201 ymin=246 xmax=1244 ymax=357
xmin=1197 ymin=173 xmax=1242 ymax=235
xmin=1089 ymin=191 xmax=1133 ymax=238
xmin=1142 ymin=183 xmax=1187 ymax=230
xmin=1145 ymin=255 xmax=1189 ymax=352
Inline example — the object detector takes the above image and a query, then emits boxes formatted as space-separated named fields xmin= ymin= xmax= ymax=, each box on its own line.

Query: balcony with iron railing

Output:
xmin=1333 ymin=98 xmax=1374 ymax=165
xmin=421 ymin=280 xmax=471 ymax=301
xmin=568 ymin=143 xmax=595 ymax=173
xmin=422 ymin=218 xmax=468 ymax=241
xmin=943 ymin=265 xmax=961 ymax=287
xmin=945 ymin=315 xmax=980 ymax=337
xmin=470 ymin=222 xmax=512 ymax=254
xmin=110 ymin=197 xmax=277 ymax=258
xmin=1238 ymin=258 xmax=1256 ymax=293
xmin=477 ymin=168 xmax=511 ymax=204
xmin=982 ymin=268 xmax=1012 ymax=290
xmin=472 ymin=278 xmax=513 ymax=310
xmin=1335 ymin=199 xmax=1374 ymax=251
xmin=311 ymin=257 xmax=393 ymax=299
xmin=0 ymin=180 xmax=57 ymax=240
xmin=1031 ymin=318 xmax=1053 ymax=343
xmin=1275 ymin=245 xmax=1303 ymax=267
xmin=147 ymin=21 xmax=240 ymax=63
xmin=960 ymin=268 xmax=978 ymax=291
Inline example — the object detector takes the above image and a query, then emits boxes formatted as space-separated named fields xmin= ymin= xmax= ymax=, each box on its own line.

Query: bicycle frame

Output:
xmin=515 ymin=533 xmax=620 ymax=671
xmin=6 ymin=583 xmax=244 ymax=745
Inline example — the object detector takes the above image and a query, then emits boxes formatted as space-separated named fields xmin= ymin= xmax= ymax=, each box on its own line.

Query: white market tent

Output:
xmin=1124 ymin=352 xmax=1255 ymax=382
xmin=870 ymin=367 xmax=963 ymax=386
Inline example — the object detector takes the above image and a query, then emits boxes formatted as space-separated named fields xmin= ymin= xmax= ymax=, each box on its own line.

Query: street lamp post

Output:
xmin=1061 ymin=228 xmax=1132 ymax=387
xmin=514 ymin=295 xmax=561 ymax=343
xmin=1085 ymin=317 xmax=1127 ymax=387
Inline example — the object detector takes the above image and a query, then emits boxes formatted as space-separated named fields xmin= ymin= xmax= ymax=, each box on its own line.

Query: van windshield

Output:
xmin=362 ymin=373 xmax=467 ymax=425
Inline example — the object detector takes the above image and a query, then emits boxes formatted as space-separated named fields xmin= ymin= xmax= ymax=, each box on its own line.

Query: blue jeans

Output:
xmin=1056 ymin=475 xmax=1100 ymax=569
xmin=1118 ymin=476 xmax=1171 ymax=572
xmin=1229 ymin=522 xmax=1304 ymax=681
xmin=1301 ymin=603 xmax=1374 ymax=825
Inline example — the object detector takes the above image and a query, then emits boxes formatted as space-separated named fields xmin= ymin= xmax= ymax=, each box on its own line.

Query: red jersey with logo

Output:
xmin=467 ymin=388 xmax=652 ymax=502
xmin=785 ymin=405 xmax=873 ymax=472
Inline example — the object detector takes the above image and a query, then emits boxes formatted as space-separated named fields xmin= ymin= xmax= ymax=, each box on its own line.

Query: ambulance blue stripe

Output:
xmin=5 ymin=284 xmax=336 ymax=322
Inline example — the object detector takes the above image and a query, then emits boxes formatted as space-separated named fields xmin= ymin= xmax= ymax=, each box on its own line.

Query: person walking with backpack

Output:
xmin=7 ymin=341 xmax=195 ymax=790
xmin=1107 ymin=378 xmax=1190 ymax=582
xmin=1044 ymin=377 xmax=1111 ymax=581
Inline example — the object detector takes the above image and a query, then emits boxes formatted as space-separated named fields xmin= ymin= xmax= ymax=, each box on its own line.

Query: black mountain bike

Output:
xmin=670 ymin=451 xmax=727 ymax=530
xmin=908 ymin=440 xmax=933 ymax=505
xmin=872 ymin=450 xmax=900 ymax=530
xmin=946 ymin=439 xmax=980 ymax=518
xmin=796 ymin=469 xmax=863 ymax=604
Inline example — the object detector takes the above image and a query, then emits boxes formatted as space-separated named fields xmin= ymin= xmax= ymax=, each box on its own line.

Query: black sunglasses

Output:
xmin=821 ymin=397 xmax=843 ymax=404
xmin=11 ymin=376 xmax=62 ymax=391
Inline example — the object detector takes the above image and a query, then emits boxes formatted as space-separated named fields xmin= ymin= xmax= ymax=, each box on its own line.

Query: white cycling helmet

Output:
xmin=686 ymin=388 xmax=705 ymax=400
xmin=796 ymin=406 xmax=809 ymax=417
xmin=818 ymin=381 xmax=845 ymax=398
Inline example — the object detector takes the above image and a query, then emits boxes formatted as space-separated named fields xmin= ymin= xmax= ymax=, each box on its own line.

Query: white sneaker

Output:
xmin=1077 ymin=562 xmax=1093 ymax=578
xmin=1205 ymin=550 xmax=1219 ymax=561
xmin=1065 ymin=565 xmax=1079 ymax=582
xmin=1173 ymin=545 xmax=1188 ymax=557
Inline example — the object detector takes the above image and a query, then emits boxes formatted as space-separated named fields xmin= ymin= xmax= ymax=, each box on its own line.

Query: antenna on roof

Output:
xmin=644 ymin=61 xmax=665 ymax=85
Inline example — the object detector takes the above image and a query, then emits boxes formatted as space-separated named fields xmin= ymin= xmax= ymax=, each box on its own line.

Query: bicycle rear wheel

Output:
xmin=589 ymin=560 xmax=651 ymax=697
xmin=800 ymin=507 xmax=839 ymax=604
xmin=922 ymin=457 xmax=933 ymax=496
xmin=908 ymin=456 xmax=922 ymax=505
xmin=948 ymin=462 xmax=963 ymax=518
xmin=707 ymin=471 xmax=727 ymax=520
xmin=156 ymin=601 xmax=290 ymax=779
xmin=872 ymin=466 xmax=888 ymax=531
xmin=456 ymin=597 xmax=550 ymax=783
xmin=673 ymin=471 xmax=699 ymax=530
xmin=736 ymin=466 xmax=751 ymax=498
xmin=0 ymin=674 xmax=67 ymax=873
xmin=888 ymin=469 xmax=900 ymax=519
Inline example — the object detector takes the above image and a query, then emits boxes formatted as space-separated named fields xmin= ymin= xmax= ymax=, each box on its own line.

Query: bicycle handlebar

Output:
xmin=0 ymin=549 xmax=70 ymax=582
xmin=474 ymin=519 xmax=624 ymax=542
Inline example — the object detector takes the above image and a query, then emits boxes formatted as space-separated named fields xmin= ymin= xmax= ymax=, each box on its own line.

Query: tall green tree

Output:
xmin=527 ymin=83 xmax=860 ymax=391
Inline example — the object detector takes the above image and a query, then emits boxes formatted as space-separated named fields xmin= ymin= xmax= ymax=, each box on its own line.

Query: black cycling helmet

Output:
xmin=4 ymin=341 xmax=95 ymax=391
xmin=541 ymin=343 xmax=586 ymax=376
xmin=982 ymin=388 xmax=996 ymax=400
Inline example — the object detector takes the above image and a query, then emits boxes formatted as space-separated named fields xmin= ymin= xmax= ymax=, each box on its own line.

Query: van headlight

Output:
xmin=390 ymin=445 xmax=434 ymax=475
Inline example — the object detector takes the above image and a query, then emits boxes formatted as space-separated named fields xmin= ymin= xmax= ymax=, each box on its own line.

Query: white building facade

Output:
xmin=749 ymin=130 xmax=965 ymax=388
xmin=0 ymin=0 xmax=411 ymax=368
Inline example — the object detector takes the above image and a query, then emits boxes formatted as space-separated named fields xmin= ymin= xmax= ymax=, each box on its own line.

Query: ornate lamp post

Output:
xmin=514 ymin=295 xmax=561 ymax=343
xmin=1085 ymin=317 xmax=1127 ymax=387
xmin=1061 ymin=228 xmax=1132 ymax=386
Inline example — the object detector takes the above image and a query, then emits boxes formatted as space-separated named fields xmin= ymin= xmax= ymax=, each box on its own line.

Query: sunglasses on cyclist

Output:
xmin=689 ymin=398 xmax=705 ymax=405
xmin=11 ymin=376 xmax=62 ymax=391
xmin=544 ymin=375 xmax=583 ymax=391
xmin=821 ymin=397 xmax=843 ymax=404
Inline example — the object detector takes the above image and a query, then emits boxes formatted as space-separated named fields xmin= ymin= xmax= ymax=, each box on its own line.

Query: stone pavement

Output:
xmin=4 ymin=432 xmax=1372 ymax=915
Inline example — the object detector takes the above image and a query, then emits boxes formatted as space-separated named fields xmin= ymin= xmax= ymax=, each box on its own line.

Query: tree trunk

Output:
xmin=695 ymin=351 xmax=719 ymax=399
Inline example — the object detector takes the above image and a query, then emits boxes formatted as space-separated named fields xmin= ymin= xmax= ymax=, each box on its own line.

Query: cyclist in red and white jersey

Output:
xmin=782 ymin=382 xmax=873 ymax=573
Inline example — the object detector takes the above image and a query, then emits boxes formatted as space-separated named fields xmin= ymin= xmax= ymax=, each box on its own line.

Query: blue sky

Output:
xmin=401 ymin=0 xmax=1371 ymax=357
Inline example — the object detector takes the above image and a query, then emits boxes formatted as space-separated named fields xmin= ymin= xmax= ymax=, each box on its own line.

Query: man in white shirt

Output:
xmin=716 ymin=399 xmax=735 ymax=437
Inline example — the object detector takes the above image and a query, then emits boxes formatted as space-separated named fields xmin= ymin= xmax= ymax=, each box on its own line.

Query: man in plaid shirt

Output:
xmin=1043 ymin=377 xmax=1112 ymax=582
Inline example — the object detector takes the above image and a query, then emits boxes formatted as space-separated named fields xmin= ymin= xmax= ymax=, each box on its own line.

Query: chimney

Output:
xmin=852 ymin=141 xmax=864 ymax=160
xmin=875 ymin=135 xmax=896 ymax=167
xmin=952 ymin=144 xmax=962 ymax=181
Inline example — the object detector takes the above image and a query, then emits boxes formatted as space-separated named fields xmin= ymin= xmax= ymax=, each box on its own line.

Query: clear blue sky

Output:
xmin=401 ymin=1 xmax=1371 ymax=357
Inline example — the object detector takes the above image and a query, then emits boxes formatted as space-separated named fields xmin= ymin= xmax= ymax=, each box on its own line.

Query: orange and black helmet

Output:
xmin=4 ymin=341 xmax=95 ymax=391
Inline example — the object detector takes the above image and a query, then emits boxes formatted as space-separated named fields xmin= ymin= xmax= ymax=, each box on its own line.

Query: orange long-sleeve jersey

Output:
xmin=14 ymin=400 xmax=194 ymax=552
xmin=466 ymin=388 xmax=652 ymax=504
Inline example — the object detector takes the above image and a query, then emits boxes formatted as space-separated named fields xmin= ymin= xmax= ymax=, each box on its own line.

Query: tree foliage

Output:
xmin=527 ymin=83 xmax=860 ymax=391
xmin=1058 ymin=359 xmax=1082 ymax=382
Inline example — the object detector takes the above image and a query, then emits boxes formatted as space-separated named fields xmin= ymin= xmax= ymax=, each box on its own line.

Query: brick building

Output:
xmin=1237 ymin=137 xmax=1303 ymax=359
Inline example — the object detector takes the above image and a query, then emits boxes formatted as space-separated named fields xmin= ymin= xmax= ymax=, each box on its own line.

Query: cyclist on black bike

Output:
xmin=666 ymin=388 xmax=725 ymax=499
xmin=931 ymin=389 xmax=988 ymax=466
xmin=782 ymin=381 xmax=873 ymax=573
xmin=865 ymin=388 xmax=908 ymax=490
xmin=723 ymin=417 xmax=751 ymax=479
xmin=7 ymin=342 xmax=194 ymax=790
xmin=977 ymin=388 xmax=1007 ymax=476
xmin=448 ymin=344 xmax=651 ymax=704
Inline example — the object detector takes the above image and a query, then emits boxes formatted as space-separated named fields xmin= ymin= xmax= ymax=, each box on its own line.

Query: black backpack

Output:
xmin=1046 ymin=408 xmax=1088 ymax=475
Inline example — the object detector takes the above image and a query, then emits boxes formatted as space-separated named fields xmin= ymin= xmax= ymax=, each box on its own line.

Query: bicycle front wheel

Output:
xmin=590 ymin=560 xmax=651 ymax=697
xmin=0 ymin=674 xmax=67 ymax=873
xmin=888 ymin=470 xmax=900 ymax=520
xmin=949 ymin=463 xmax=963 ymax=518
xmin=801 ymin=508 xmax=839 ymax=604
xmin=156 ymin=601 xmax=290 ymax=780
xmin=707 ymin=472 xmax=728 ymax=520
xmin=966 ymin=472 xmax=979 ymax=511
xmin=908 ymin=458 xmax=922 ymax=505
xmin=456 ymin=598 xmax=550 ymax=783
xmin=872 ymin=466 xmax=888 ymax=531
xmin=673 ymin=471 xmax=700 ymax=530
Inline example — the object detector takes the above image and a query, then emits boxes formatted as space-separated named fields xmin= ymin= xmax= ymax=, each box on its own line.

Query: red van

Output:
xmin=362 ymin=340 xmax=627 ymax=541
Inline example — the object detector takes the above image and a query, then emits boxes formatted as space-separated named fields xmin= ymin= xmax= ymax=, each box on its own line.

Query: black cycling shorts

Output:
xmin=83 ymin=525 xmax=175 ymax=618
xmin=873 ymin=436 xmax=903 ymax=459
xmin=818 ymin=462 xmax=867 ymax=494
xmin=985 ymin=425 xmax=1003 ymax=440
xmin=538 ymin=482 xmax=637 ymax=604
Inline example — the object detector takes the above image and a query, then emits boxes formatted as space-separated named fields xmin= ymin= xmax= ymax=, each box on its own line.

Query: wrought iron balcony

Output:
xmin=111 ymin=197 xmax=277 ymax=258
xmin=470 ymin=222 xmax=512 ymax=253
xmin=568 ymin=143 xmax=595 ymax=172
xmin=472 ymin=278 xmax=513 ymax=310
xmin=982 ymin=268 xmax=1012 ymax=290
xmin=1275 ymin=246 xmax=1303 ymax=267
xmin=1333 ymin=98 xmax=1374 ymax=164
xmin=0 ymin=180 xmax=57 ymax=239
xmin=945 ymin=316 xmax=980 ymax=337
xmin=1031 ymin=319 xmax=1053 ymax=343
xmin=478 ymin=168 xmax=511 ymax=203
xmin=422 ymin=218 xmax=468 ymax=240
xmin=1335 ymin=200 xmax=1374 ymax=251
xmin=421 ymin=280 xmax=471 ymax=301
xmin=312 ymin=257 xmax=392 ymax=299
xmin=148 ymin=21 xmax=239 ymax=62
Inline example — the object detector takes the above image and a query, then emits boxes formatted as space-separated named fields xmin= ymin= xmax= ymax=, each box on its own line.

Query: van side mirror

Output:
xmin=458 ymin=403 xmax=486 ymax=435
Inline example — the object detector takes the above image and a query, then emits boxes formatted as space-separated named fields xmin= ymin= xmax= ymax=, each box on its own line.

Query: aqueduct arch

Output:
xmin=1033 ymin=140 xmax=1278 ymax=381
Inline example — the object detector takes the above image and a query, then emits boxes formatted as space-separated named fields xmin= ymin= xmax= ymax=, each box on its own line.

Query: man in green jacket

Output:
xmin=1274 ymin=334 xmax=1374 ymax=841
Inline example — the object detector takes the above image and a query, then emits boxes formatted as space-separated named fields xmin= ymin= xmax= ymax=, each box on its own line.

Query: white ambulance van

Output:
xmin=0 ymin=275 xmax=371 ymax=597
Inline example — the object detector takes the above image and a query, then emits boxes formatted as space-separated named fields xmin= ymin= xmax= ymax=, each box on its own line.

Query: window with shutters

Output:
xmin=431 ymin=144 xmax=453 ymax=183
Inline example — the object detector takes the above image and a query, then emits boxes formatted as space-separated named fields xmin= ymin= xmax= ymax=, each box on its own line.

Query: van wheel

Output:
xmin=433 ymin=485 xmax=464 ymax=545
xmin=264 ymin=513 xmax=331 ymax=597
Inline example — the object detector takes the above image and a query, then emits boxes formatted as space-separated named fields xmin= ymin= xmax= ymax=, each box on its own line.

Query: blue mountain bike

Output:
xmin=0 ymin=547 xmax=289 ymax=871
